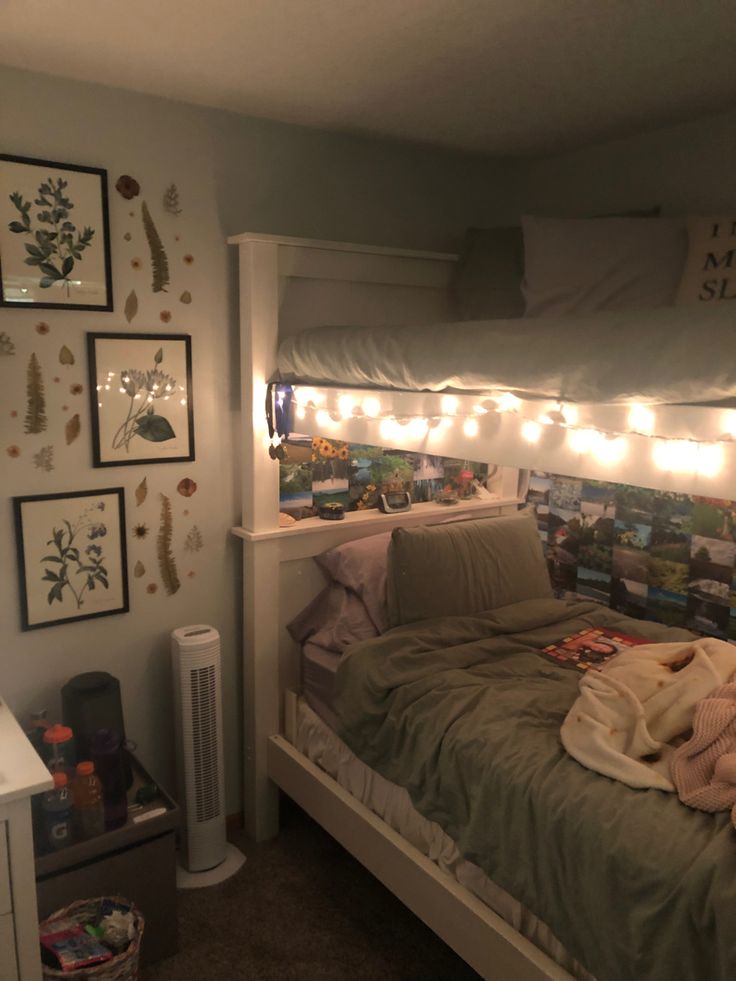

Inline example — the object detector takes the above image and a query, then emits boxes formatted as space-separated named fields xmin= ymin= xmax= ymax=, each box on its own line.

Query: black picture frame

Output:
xmin=13 ymin=488 xmax=129 ymax=631
xmin=87 ymin=332 xmax=195 ymax=467
xmin=0 ymin=153 xmax=113 ymax=311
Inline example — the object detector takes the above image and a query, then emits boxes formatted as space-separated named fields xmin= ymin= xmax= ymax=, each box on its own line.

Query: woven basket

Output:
xmin=40 ymin=896 xmax=144 ymax=981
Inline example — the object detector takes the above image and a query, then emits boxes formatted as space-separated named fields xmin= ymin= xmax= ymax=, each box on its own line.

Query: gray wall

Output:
xmin=0 ymin=66 xmax=519 ymax=814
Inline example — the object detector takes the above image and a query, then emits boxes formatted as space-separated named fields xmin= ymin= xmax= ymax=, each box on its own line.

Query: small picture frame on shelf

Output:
xmin=13 ymin=488 xmax=129 ymax=631
xmin=0 ymin=154 xmax=113 ymax=310
xmin=87 ymin=332 xmax=195 ymax=467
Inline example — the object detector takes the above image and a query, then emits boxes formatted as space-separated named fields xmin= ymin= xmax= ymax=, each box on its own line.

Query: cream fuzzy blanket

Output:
xmin=561 ymin=637 xmax=736 ymax=792
xmin=671 ymin=682 xmax=736 ymax=826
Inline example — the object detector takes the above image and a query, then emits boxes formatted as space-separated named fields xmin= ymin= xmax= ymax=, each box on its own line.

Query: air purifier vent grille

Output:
xmin=190 ymin=663 xmax=221 ymax=823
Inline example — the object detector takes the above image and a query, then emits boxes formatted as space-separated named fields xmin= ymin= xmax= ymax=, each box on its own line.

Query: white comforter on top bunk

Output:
xmin=276 ymin=303 xmax=736 ymax=404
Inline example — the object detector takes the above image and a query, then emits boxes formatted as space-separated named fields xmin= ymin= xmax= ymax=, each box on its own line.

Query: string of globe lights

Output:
xmin=276 ymin=386 xmax=736 ymax=480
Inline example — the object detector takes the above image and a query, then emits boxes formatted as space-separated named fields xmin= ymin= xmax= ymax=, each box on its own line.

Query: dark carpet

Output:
xmin=142 ymin=798 xmax=482 ymax=981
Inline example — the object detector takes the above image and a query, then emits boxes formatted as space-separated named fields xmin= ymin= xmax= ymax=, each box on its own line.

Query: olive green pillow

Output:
xmin=386 ymin=511 xmax=552 ymax=628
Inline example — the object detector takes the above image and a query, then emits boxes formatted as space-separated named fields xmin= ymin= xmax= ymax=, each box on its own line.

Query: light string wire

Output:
xmin=281 ymin=388 xmax=734 ymax=479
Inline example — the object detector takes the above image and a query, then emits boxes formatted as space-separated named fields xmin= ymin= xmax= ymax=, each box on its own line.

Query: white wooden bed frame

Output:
xmin=227 ymin=230 xmax=579 ymax=981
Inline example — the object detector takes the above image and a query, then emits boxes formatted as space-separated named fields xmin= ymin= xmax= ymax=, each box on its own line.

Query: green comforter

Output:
xmin=333 ymin=598 xmax=736 ymax=981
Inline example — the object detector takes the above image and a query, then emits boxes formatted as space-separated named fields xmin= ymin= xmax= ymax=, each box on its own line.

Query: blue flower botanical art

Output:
xmin=9 ymin=177 xmax=95 ymax=296
xmin=113 ymin=347 xmax=177 ymax=453
xmin=41 ymin=501 xmax=109 ymax=609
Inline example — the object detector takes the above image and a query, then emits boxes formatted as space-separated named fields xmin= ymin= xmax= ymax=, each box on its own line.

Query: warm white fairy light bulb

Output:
xmin=698 ymin=443 xmax=724 ymax=478
xmin=441 ymin=394 xmax=459 ymax=415
xmin=315 ymin=408 xmax=331 ymax=429
xmin=463 ymin=417 xmax=479 ymax=437
xmin=380 ymin=418 xmax=400 ymax=442
xmin=653 ymin=439 xmax=698 ymax=474
xmin=407 ymin=417 xmax=429 ymax=439
xmin=568 ymin=428 xmax=600 ymax=454
xmin=362 ymin=396 xmax=381 ymax=418
xmin=592 ymin=434 xmax=626 ymax=465
xmin=521 ymin=420 xmax=542 ymax=444
xmin=497 ymin=392 xmax=521 ymax=413
xmin=628 ymin=403 xmax=656 ymax=435
xmin=295 ymin=405 xmax=306 ymax=420
xmin=721 ymin=409 xmax=736 ymax=439
xmin=337 ymin=394 xmax=355 ymax=419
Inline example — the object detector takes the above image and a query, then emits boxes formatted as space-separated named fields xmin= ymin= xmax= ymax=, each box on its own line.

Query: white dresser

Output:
xmin=0 ymin=696 xmax=52 ymax=981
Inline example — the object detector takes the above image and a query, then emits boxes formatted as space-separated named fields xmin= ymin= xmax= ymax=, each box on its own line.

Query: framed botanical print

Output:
xmin=0 ymin=154 xmax=113 ymax=310
xmin=87 ymin=332 xmax=195 ymax=466
xmin=14 ymin=488 xmax=129 ymax=630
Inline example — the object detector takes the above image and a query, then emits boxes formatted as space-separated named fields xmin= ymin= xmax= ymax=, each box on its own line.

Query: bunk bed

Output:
xmin=228 ymin=230 xmax=736 ymax=981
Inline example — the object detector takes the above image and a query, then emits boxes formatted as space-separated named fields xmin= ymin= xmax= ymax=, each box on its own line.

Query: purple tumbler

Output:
xmin=90 ymin=728 xmax=128 ymax=829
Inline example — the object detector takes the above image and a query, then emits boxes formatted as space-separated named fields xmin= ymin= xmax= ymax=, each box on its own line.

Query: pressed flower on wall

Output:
xmin=0 ymin=332 xmax=16 ymax=356
xmin=134 ymin=561 xmax=145 ymax=578
xmin=180 ymin=291 xmax=192 ymax=304
xmin=115 ymin=175 xmax=140 ymax=200
xmin=7 ymin=444 xmax=20 ymax=457
xmin=135 ymin=477 xmax=148 ymax=506
xmin=35 ymin=321 xmax=50 ymax=335
xmin=65 ymin=414 xmax=80 ymax=445
xmin=59 ymin=345 xmax=75 ymax=366
xmin=176 ymin=477 xmax=197 ymax=497
xmin=163 ymin=184 xmax=182 ymax=216
xmin=70 ymin=383 xmax=83 ymax=395
xmin=182 ymin=254 xmax=194 ymax=265
xmin=132 ymin=523 xmax=149 ymax=540
xmin=160 ymin=310 xmax=171 ymax=323
xmin=33 ymin=445 xmax=54 ymax=472
xmin=184 ymin=525 xmax=203 ymax=552
xmin=146 ymin=582 xmax=158 ymax=594
xmin=131 ymin=258 xmax=142 ymax=270
xmin=124 ymin=290 xmax=138 ymax=324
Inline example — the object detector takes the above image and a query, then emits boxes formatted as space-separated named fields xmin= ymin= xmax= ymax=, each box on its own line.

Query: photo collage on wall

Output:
xmin=279 ymin=435 xmax=488 ymax=512
xmin=528 ymin=472 xmax=736 ymax=642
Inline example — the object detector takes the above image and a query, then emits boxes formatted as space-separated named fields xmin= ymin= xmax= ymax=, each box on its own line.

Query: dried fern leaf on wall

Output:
xmin=25 ymin=352 xmax=47 ymax=433
xmin=141 ymin=201 xmax=170 ymax=293
xmin=157 ymin=493 xmax=180 ymax=595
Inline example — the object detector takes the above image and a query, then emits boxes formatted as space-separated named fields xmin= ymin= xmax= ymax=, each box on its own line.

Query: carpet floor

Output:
xmin=142 ymin=798 xmax=483 ymax=981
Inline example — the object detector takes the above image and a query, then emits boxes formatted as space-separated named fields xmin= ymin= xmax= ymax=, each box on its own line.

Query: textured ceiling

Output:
xmin=3 ymin=0 xmax=736 ymax=156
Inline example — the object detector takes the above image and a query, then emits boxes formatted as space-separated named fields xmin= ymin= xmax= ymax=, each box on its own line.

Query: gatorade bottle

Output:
xmin=72 ymin=761 xmax=106 ymax=839
xmin=43 ymin=724 xmax=76 ymax=779
xmin=42 ymin=772 xmax=73 ymax=851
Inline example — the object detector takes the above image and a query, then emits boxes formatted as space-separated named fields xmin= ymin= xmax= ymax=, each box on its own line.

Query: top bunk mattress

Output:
xmin=276 ymin=303 xmax=736 ymax=405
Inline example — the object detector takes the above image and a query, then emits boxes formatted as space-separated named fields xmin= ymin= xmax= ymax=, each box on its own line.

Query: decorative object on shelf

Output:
xmin=378 ymin=490 xmax=412 ymax=513
xmin=0 ymin=330 xmax=16 ymax=355
xmin=162 ymin=184 xmax=182 ymax=216
xmin=87 ymin=332 xmax=194 ymax=467
xmin=13 ymin=487 xmax=129 ymax=630
xmin=157 ymin=494 xmax=180 ymax=595
xmin=1 ymin=154 xmax=113 ymax=310
xmin=141 ymin=201 xmax=169 ymax=293
xmin=59 ymin=344 xmax=75 ymax=366
xmin=318 ymin=501 xmax=345 ymax=520
xmin=115 ymin=174 xmax=140 ymax=200
xmin=25 ymin=352 xmax=48 ymax=433
xmin=123 ymin=290 xmax=138 ymax=324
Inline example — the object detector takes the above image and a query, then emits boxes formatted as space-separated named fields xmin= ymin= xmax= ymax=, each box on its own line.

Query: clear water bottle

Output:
xmin=72 ymin=761 xmax=106 ymax=839
xmin=42 ymin=772 xmax=73 ymax=851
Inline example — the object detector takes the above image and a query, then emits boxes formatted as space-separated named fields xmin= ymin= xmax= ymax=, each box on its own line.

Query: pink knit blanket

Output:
xmin=670 ymin=682 xmax=736 ymax=829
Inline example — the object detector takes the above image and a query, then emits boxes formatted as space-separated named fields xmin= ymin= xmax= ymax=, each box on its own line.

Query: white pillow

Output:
xmin=676 ymin=216 xmax=736 ymax=305
xmin=521 ymin=216 xmax=687 ymax=318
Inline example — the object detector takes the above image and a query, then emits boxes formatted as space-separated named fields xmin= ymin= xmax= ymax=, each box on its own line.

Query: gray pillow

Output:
xmin=314 ymin=531 xmax=390 ymax=632
xmin=454 ymin=208 xmax=661 ymax=321
xmin=386 ymin=511 xmax=552 ymax=628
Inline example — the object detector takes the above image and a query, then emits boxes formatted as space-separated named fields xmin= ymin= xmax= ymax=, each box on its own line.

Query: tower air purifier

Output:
xmin=171 ymin=625 xmax=245 ymax=887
